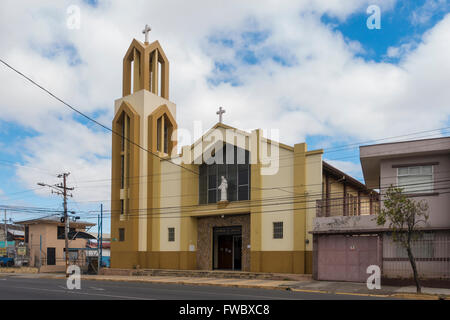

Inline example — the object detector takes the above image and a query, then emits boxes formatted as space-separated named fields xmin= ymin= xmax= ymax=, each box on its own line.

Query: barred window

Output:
xmin=397 ymin=165 xmax=433 ymax=193
xmin=119 ymin=228 xmax=125 ymax=242
xmin=168 ymin=227 xmax=175 ymax=242
xmin=273 ymin=222 xmax=283 ymax=239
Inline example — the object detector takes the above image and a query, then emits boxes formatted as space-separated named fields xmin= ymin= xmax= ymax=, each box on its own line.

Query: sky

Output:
xmin=0 ymin=0 xmax=449 ymax=232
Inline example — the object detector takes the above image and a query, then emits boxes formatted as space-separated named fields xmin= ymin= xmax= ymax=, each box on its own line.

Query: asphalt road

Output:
xmin=0 ymin=275 xmax=395 ymax=300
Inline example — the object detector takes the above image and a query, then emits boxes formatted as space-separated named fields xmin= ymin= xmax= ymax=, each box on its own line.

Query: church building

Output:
xmin=110 ymin=32 xmax=377 ymax=274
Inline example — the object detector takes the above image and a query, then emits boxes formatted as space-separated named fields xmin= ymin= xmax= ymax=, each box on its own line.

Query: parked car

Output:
xmin=0 ymin=256 xmax=14 ymax=267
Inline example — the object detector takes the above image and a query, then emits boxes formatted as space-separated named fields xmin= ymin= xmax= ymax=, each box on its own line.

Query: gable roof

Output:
xmin=15 ymin=215 xmax=95 ymax=227
xmin=186 ymin=122 xmax=295 ymax=153
xmin=323 ymin=161 xmax=378 ymax=195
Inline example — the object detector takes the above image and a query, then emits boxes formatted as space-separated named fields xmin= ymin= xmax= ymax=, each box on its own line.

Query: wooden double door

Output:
xmin=214 ymin=226 xmax=242 ymax=270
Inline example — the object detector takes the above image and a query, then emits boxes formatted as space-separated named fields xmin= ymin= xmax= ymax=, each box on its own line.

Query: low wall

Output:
xmin=313 ymin=215 xmax=383 ymax=233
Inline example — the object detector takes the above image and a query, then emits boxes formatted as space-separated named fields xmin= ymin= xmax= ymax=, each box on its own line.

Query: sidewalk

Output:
xmin=4 ymin=272 xmax=449 ymax=300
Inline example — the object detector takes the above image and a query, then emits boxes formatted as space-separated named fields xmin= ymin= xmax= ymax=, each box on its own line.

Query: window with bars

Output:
xmin=273 ymin=222 xmax=283 ymax=239
xmin=397 ymin=165 xmax=433 ymax=193
xmin=168 ymin=227 xmax=175 ymax=242
xmin=199 ymin=144 xmax=250 ymax=204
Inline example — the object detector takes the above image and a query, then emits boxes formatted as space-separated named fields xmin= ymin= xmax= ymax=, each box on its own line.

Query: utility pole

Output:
xmin=38 ymin=172 xmax=74 ymax=277
xmin=97 ymin=214 xmax=100 ymax=273
xmin=100 ymin=204 xmax=103 ymax=269
xmin=39 ymin=235 xmax=42 ymax=273
xmin=3 ymin=210 xmax=6 ymax=252
xmin=97 ymin=204 xmax=103 ymax=274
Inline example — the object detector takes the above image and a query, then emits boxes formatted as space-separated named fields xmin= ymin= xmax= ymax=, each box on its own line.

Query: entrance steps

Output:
xmin=100 ymin=268 xmax=312 ymax=281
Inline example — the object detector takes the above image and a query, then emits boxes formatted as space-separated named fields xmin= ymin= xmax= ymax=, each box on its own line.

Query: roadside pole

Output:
xmin=39 ymin=235 xmax=42 ymax=273
xmin=97 ymin=214 xmax=100 ymax=273
xmin=97 ymin=204 xmax=103 ymax=274
xmin=38 ymin=173 xmax=73 ymax=278
xmin=62 ymin=173 xmax=69 ymax=278
xmin=100 ymin=203 xmax=103 ymax=269
xmin=3 ymin=210 xmax=6 ymax=252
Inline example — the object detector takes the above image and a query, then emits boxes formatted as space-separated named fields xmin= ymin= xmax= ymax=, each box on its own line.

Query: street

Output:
xmin=0 ymin=274 xmax=397 ymax=300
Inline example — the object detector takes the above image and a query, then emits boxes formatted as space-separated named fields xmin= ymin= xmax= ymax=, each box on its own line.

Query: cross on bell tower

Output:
xmin=142 ymin=24 xmax=151 ymax=44
xmin=216 ymin=107 xmax=226 ymax=123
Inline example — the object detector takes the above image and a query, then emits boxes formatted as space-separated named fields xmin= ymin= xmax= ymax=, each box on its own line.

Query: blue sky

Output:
xmin=0 ymin=0 xmax=450 ymax=232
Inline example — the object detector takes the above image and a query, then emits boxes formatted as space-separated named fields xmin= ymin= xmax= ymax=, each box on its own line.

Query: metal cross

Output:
xmin=142 ymin=24 xmax=151 ymax=43
xmin=216 ymin=107 xmax=226 ymax=123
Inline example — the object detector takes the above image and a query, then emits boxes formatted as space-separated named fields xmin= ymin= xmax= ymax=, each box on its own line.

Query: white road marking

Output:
xmin=11 ymin=285 xmax=154 ymax=300
xmin=86 ymin=282 xmax=297 ymax=300
xmin=89 ymin=287 xmax=105 ymax=291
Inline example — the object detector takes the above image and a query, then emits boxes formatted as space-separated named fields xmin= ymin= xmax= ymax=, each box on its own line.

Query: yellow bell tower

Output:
xmin=110 ymin=28 xmax=178 ymax=268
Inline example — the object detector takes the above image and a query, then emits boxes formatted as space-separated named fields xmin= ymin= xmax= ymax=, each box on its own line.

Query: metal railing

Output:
xmin=382 ymin=232 xmax=450 ymax=279
xmin=316 ymin=197 xmax=378 ymax=217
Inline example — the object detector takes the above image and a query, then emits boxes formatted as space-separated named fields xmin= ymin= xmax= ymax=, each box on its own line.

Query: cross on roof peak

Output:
xmin=142 ymin=24 xmax=151 ymax=44
xmin=216 ymin=107 xmax=226 ymax=123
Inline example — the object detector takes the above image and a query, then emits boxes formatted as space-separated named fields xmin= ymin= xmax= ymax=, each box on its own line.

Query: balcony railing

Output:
xmin=316 ymin=196 xmax=378 ymax=217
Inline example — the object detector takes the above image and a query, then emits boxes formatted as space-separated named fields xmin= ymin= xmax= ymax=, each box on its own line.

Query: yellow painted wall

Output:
xmin=159 ymin=161 xmax=181 ymax=251
xmin=261 ymin=146 xmax=294 ymax=251
xmin=305 ymin=152 xmax=322 ymax=252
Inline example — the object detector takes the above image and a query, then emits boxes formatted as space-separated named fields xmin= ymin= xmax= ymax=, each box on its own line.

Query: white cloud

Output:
xmin=410 ymin=0 xmax=449 ymax=25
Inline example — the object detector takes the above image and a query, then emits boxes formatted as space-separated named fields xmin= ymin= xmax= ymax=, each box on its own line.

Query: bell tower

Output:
xmin=111 ymin=28 xmax=178 ymax=268
xmin=122 ymin=38 xmax=170 ymax=99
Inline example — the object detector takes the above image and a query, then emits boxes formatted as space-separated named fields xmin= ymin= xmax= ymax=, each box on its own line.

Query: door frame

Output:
xmin=46 ymin=247 xmax=56 ymax=266
xmin=212 ymin=225 xmax=242 ymax=270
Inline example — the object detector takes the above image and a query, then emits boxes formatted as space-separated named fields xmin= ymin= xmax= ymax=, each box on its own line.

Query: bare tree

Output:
xmin=377 ymin=186 xmax=429 ymax=293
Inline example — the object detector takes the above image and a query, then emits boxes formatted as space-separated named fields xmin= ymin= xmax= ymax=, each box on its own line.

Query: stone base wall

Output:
xmin=197 ymin=214 xmax=250 ymax=271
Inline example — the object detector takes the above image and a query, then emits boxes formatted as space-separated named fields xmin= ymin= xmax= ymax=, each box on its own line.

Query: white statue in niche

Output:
xmin=218 ymin=176 xmax=228 ymax=202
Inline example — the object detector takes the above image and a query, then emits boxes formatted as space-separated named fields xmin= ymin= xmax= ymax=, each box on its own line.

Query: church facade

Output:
xmin=110 ymin=35 xmax=377 ymax=274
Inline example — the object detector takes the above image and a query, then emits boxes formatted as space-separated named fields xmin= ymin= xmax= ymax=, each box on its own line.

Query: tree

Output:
xmin=376 ymin=186 xmax=429 ymax=293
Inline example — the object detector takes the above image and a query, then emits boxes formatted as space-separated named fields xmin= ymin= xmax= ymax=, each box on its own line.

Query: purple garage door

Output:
xmin=318 ymin=234 xmax=380 ymax=282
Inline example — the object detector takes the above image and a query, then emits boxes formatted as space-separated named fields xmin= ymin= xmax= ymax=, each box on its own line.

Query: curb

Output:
xmin=291 ymin=288 xmax=390 ymax=298
xmin=291 ymin=288 xmax=449 ymax=300
xmin=81 ymin=276 xmax=290 ymax=292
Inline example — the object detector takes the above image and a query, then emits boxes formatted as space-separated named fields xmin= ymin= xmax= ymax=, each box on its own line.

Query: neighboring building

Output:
xmin=0 ymin=223 xmax=24 ymax=246
xmin=0 ymin=224 xmax=25 ymax=260
xmin=312 ymin=137 xmax=450 ymax=282
xmin=87 ymin=233 xmax=111 ymax=268
xmin=109 ymin=35 xmax=373 ymax=274
xmin=17 ymin=215 xmax=95 ymax=272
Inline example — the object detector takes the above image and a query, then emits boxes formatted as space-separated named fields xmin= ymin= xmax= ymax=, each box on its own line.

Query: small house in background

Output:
xmin=0 ymin=223 xmax=25 ymax=258
xmin=16 ymin=215 xmax=95 ymax=272
xmin=87 ymin=233 xmax=111 ymax=268
xmin=0 ymin=223 xmax=24 ymax=244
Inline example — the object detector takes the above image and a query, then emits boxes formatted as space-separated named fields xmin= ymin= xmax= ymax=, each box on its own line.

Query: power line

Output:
xmin=78 ymin=186 xmax=450 ymax=221
xmin=4 ymin=176 xmax=446 ymax=221
xmin=0 ymin=58 xmax=198 ymax=176
xmin=82 ymin=178 xmax=450 ymax=217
